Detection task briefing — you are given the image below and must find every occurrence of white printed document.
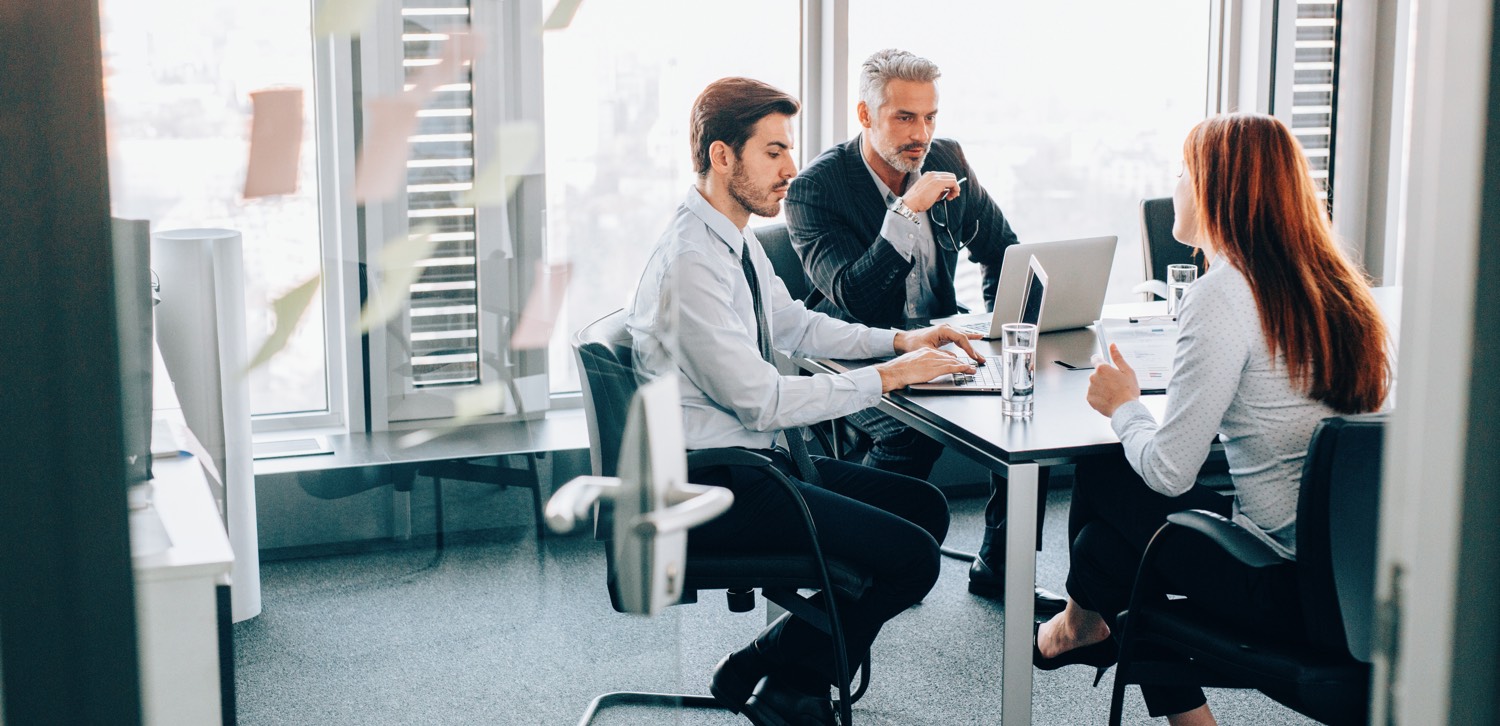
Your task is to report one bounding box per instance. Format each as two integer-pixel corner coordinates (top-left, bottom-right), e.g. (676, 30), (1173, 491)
(1095, 317), (1179, 394)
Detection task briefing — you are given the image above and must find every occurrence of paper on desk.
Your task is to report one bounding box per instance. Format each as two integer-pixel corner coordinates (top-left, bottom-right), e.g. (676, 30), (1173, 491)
(353, 96), (423, 203)
(1095, 318), (1179, 393)
(510, 261), (573, 350)
(243, 88), (304, 199)
(360, 223), (440, 332)
(245, 274), (321, 373)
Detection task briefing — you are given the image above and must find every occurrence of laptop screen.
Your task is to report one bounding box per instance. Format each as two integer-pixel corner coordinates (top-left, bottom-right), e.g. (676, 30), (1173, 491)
(1018, 256), (1047, 326)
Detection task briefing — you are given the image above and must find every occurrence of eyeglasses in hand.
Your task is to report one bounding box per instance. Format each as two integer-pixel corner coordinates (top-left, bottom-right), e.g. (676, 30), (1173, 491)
(929, 196), (981, 253)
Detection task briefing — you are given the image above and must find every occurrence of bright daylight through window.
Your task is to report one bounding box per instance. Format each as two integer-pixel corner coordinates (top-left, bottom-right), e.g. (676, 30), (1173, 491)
(849, 1), (1211, 311)
(100, 0), (328, 418)
(541, 0), (802, 393)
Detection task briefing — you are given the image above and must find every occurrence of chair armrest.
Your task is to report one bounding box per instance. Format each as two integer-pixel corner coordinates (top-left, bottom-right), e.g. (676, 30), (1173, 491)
(1164, 510), (1285, 569)
(686, 448), (774, 471)
(1132, 279), (1169, 300)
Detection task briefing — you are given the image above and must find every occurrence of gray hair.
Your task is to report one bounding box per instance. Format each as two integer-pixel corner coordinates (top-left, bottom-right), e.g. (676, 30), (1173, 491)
(858, 49), (941, 115)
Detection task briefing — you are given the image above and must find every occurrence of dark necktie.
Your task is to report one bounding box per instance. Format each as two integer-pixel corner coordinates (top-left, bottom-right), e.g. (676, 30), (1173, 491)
(740, 242), (822, 485)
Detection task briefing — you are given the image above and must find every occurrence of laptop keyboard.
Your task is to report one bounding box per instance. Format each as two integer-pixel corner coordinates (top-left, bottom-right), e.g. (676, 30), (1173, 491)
(951, 360), (1001, 388)
(959, 322), (990, 336)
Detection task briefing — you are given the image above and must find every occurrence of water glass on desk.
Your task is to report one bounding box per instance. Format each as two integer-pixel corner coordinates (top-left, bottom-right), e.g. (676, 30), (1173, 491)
(1167, 264), (1198, 315)
(1000, 323), (1037, 418)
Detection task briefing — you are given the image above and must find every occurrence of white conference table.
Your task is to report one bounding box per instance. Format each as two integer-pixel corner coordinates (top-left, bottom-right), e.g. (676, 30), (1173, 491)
(802, 287), (1400, 724)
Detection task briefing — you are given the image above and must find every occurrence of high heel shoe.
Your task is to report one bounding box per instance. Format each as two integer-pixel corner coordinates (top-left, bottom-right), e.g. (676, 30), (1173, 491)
(1032, 622), (1117, 687)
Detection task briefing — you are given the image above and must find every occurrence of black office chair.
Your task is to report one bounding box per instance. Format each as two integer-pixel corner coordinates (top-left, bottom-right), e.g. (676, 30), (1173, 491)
(1134, 197), (1203, 301)
(753, 222), (864, 461)
(571, 309), (872, 725)
(1107, 413), (1386, 726)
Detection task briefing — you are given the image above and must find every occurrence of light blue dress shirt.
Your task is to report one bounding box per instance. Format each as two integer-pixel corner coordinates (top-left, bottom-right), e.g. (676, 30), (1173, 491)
(628, 187), (899, 451)
(1110, 262), (1345, 559)
(859, 143), (942, 322)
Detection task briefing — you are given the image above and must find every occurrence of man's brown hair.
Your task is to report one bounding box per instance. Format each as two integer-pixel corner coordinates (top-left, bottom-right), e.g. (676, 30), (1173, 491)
(689, 77), (799, 177)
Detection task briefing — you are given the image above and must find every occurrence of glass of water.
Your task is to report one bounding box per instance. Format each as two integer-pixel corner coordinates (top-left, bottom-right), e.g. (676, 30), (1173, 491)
(1000, 323), (1037, 418)
(1166, 264), (1198, 315)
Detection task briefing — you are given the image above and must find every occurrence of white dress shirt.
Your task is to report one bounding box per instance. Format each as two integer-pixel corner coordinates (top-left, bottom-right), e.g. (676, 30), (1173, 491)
(859, 142), (942, 322)
(628, 187), (899, 451)
(1110, 262), (1345, 559)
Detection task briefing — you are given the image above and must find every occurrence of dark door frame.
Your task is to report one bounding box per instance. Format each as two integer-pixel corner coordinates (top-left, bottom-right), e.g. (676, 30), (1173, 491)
(0, 2), (144, 723)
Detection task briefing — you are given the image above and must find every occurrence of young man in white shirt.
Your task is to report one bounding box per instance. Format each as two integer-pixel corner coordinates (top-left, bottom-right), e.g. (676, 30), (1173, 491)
(628, 76), (982, 726)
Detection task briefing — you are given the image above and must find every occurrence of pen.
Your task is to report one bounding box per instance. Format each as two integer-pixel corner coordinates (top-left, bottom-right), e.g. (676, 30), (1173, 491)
(938, 177), (968, 200)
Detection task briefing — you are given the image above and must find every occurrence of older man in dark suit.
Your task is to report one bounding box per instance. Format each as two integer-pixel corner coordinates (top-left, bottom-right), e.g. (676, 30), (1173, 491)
(784, 48), (1063, 613)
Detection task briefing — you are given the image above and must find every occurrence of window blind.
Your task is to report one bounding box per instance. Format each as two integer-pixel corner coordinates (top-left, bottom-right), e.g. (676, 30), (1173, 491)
(1288, 0), (1341, 210)
(402, 0), (479, 387)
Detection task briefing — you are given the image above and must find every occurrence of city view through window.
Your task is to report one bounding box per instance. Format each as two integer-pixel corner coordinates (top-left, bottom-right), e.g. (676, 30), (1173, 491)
(543, 2), (1209, 392)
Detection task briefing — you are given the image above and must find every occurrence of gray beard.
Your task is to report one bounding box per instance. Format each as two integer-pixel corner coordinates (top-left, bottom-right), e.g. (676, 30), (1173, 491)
(878, 145), (926, 175)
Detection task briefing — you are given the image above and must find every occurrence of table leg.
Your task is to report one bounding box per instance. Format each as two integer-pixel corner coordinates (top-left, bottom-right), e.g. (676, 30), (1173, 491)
(1002, 462), (1039, 724)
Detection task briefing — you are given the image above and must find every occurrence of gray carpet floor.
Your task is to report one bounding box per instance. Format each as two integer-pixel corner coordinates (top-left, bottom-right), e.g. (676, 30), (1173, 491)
(234, 487), (1319, 725)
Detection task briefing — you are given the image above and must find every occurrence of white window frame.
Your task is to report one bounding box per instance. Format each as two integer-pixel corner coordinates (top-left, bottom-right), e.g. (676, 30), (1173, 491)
(251, 13), (361, 435)
(357, 0), (550, 430)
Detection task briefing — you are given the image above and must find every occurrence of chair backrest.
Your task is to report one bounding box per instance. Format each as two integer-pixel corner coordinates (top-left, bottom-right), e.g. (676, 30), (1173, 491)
(1295, 412), (1388, 662)
(1140, 197), (1201, 284)
(753, 222), (812, 302)
(573, 309), (638, 478)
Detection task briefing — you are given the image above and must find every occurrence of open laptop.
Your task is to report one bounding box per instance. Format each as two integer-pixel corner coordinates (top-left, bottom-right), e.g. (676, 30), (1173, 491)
(909, 255), (1048, 393)
(937, 235), (1116, 336)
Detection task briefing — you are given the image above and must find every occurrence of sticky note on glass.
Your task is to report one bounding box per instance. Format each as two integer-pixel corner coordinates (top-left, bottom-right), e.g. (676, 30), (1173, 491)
(353, 95), (422, 203)
(510, 261), (572, 350)
(396, 383), (507, 448)
(465, 122), (541, 208)
(409, 33), (482, 98)
(543, 0), (585, 30)
(314, 0), (377, 37)
(245, 275), (321, 373)
(359, 224), (440, 332)
(243, 88), (304, 199)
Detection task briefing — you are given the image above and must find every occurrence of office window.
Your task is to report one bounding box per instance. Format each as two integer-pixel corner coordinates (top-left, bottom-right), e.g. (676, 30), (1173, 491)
(540, 1), (802, 393)
(401, 1), (482, 388)
(100, 0), (329, 417)
(848, 2), (1211, 309)
(1281, 0), (1342, 209)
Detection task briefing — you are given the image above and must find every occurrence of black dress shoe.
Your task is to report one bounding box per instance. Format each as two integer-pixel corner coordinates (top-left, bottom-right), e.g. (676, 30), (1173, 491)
(1032, 622), (1117, 687)
(741, 676), (836, 726)
(709, 646), (766, 713)
(968, 559), (1070, 617)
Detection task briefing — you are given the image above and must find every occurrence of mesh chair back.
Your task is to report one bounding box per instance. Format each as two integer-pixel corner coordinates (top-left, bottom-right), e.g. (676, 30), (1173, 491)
(1140, 197), (1201, 284)
(1295, 413), (1388, 662)
(753, 223), (812, 302)
(573, 309), (639, 477)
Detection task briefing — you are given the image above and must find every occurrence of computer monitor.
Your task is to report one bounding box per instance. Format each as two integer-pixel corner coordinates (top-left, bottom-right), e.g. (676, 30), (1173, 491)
(1018, 254), (1048, 328)
(112, 217), (155, 486)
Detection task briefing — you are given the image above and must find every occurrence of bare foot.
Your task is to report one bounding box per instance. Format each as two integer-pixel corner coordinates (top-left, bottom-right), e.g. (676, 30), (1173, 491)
(1166, 704), (1217, 726)
(1036, 601), (1112, 659)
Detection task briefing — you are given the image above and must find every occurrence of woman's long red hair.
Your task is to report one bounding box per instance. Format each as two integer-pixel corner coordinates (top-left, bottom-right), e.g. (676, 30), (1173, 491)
(1184, 113), (1390, 413)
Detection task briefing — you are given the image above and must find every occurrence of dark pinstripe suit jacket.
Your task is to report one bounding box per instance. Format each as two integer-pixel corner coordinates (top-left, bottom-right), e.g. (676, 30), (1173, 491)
(784, 136), (1018, 328)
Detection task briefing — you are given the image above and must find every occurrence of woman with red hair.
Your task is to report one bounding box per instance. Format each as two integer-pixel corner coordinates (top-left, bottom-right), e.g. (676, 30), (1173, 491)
(1034, 113), (1391, 725)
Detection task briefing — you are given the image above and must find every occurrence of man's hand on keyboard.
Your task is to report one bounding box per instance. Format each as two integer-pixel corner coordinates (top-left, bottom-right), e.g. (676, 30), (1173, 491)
(874, 348), (978, 393)
(893, 324), (986, 365)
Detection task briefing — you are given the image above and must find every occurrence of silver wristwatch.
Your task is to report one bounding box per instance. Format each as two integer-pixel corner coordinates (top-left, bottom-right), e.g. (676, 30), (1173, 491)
(888, 198), (921, 225)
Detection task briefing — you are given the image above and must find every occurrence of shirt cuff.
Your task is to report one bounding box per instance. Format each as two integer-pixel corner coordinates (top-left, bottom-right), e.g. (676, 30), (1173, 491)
(846, 365), (885, 400)
(869, 327), (899, 357)
(1110, 399), (1155, 438)
(881, 210), (922, 261)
